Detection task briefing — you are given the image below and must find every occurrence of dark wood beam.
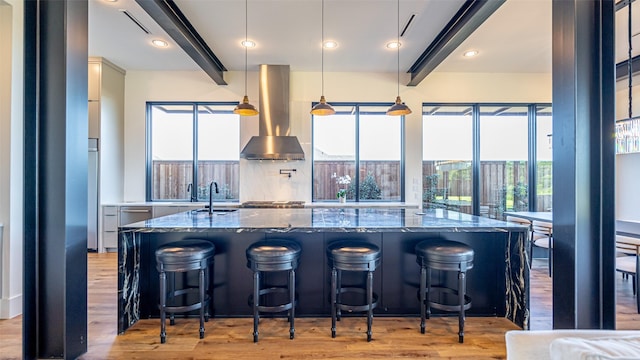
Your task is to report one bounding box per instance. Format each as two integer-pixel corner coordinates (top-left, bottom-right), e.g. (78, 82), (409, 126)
(136, 0), (227, 85)
(407, 0), (505, 87)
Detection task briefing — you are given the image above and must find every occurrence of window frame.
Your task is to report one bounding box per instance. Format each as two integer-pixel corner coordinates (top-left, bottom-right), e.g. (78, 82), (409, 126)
(422, 102), (551, 215)
(311, 101), (405, 202)
(145, 101), (240, 202)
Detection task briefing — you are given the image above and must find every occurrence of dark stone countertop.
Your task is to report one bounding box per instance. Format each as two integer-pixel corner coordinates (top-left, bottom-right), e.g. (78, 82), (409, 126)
(119, 208), (528, 233)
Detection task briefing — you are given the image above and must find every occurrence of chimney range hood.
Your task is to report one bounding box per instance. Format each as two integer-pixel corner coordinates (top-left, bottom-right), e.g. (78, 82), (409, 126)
(240, 65), (305, 160)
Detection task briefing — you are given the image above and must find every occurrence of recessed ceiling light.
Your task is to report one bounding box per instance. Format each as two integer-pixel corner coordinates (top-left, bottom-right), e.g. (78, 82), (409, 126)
(386, 41), (401, 49)
(463, 50), (479, 57)
(151, 39), (168, 48)
(241, 40), (256, 48)
(323, 40), (338, 49)
(104, 0), (118, 2)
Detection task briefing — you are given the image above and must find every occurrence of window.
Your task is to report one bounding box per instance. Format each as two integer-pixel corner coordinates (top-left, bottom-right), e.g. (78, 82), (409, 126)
(147, 102), (240, 202)
(479, 106), (529, 218)
(423, 105), (473, 214)
(312, 103), (403, 202)
(535, 105), (553, 211)
(422, 103), (551, 218)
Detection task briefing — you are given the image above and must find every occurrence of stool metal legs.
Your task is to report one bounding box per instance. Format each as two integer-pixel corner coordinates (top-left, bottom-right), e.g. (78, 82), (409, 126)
(458, 271), (466, 343)
(419, 266), (426, 334)
(158, 266), (211, 343)
(253, 271), (260, 342)
(420, 265), (467, 343)
(289, 269), (296, 340)
(159, 270), (167, 344)
(366, 271), (373, 342)
(199, 268), (205, 339)
(252, 268), (296, 342)
(331, 267), (376, 342)
(331, 268), (337, 338)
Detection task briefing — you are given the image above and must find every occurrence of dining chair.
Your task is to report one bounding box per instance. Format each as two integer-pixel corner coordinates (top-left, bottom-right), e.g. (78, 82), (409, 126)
(615, 235), (640, 313)
(531, 221), (553, 277)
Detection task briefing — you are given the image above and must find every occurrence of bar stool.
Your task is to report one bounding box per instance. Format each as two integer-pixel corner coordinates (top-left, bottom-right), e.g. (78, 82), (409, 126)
(327, 240), (380, 342)
(246, 239), (301, 342)
(155, 239), (215, 344)
(416, 239), (474, 343)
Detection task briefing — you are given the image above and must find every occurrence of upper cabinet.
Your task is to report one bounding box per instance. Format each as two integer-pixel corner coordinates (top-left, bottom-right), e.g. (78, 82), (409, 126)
(88, 57), (125, 205)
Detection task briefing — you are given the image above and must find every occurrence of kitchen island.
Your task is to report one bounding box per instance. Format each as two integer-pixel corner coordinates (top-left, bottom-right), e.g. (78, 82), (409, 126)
(118, 208), (529, 334)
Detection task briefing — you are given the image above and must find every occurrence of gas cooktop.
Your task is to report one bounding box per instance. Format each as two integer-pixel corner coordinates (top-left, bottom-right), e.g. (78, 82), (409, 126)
(241, 201), (305, 208)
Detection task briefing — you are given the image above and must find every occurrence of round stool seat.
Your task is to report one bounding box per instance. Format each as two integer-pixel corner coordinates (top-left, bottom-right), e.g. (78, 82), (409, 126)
(246, 240), (301, 272)
(416, 240), (474, 271)
(327, 241), (380, 271)
(156, 240), (215, 269)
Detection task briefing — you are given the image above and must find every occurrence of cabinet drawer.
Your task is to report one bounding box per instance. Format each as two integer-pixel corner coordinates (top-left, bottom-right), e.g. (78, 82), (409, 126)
(103, 214), (118, 231)
(103, 231), (118, 249)
(103, 206), (118, 215)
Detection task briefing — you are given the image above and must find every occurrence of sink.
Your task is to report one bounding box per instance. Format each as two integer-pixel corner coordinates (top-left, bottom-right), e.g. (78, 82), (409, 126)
(194, 208), (238, 213)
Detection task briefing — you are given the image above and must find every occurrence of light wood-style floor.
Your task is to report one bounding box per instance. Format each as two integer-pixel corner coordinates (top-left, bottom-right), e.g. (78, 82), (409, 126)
(0, 254), (638, 359)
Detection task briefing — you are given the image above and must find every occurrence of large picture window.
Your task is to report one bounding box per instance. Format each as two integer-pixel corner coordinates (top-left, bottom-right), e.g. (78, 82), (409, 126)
(423, 105), (473, 214)
(422, 103), (551, 218)
(147, 102), (240, 202)
(313, 103), (403, 202)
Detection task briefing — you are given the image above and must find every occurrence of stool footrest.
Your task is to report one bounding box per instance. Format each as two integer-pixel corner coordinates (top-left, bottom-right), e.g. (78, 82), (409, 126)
(161, 288), (210, 314)
(336, 287), (379, 313)
(249, 286), (295, 313)
(427, 286), (471, 312)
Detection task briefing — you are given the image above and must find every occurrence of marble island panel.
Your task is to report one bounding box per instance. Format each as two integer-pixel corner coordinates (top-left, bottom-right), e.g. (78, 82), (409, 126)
(122, 208), (527, 233)
(118, 208), (529, 335)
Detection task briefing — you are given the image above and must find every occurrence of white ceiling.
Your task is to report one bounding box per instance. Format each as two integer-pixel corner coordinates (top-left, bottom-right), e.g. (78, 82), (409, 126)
(88, 0), (556, 76)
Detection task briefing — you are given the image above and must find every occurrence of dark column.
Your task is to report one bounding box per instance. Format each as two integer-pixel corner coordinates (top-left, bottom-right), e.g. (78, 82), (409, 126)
(24, 0), (88, 358)
(551, 0), (616, 329)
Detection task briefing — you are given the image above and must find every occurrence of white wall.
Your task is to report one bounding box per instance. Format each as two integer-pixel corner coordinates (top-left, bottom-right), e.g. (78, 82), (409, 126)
(123, 69), (552, 204)
(0, 0), (24, 319)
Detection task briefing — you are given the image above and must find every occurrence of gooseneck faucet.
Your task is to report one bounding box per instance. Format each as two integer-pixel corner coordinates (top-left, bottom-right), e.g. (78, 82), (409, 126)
(209, 181), (219, 215)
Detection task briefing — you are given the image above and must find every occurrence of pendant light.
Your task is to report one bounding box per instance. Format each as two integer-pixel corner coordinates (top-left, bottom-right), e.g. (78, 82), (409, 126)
(386, 0), (411, 116)
(310, 0), (335, 116)
(234, 0), (259, 116)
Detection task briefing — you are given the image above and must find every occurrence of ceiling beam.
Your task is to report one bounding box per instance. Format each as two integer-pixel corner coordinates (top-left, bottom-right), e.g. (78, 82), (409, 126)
(136, 0), (227, 85)
(406, 0), (505, 87)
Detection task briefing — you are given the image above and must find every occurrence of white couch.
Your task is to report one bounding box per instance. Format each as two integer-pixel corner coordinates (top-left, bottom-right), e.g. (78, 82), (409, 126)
(505, 330), (640, 360)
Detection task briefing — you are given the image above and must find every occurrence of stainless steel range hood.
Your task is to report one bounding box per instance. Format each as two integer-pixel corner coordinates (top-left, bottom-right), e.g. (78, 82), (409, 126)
(240, 65), (305, 160)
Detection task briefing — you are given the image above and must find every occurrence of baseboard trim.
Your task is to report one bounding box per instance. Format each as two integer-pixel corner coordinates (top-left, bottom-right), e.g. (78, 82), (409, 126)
(0, 293), (22, 319)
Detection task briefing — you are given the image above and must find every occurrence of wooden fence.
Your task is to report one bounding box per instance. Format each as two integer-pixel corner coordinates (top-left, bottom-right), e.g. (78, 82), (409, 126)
(152, 160), (552, 213)
(313, 161), (401, 200)
(152, 160), (239, 200)
(423, 160), (552, 217)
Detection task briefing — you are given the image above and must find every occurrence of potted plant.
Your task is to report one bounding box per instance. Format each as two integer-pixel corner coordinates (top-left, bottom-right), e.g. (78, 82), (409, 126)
(336, 189), (347, 203)
(332, 173), (351, 203)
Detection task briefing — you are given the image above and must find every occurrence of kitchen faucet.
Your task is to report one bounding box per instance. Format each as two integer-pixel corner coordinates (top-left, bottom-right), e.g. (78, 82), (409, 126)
(187, 183), (196, 202)
(209, 181), (219, 215)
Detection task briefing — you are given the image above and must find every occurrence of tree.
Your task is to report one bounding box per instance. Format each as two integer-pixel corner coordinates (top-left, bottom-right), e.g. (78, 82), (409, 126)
(347, 172), (382, 200)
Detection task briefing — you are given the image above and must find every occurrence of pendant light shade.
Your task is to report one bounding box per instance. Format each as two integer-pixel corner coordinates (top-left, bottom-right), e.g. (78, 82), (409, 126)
(387, 0), (411, 116)
(387, 96), (412, 116)
(310, 0), (335, 116)
(235, 95), (259, 116)
(234, 0), (258, 116)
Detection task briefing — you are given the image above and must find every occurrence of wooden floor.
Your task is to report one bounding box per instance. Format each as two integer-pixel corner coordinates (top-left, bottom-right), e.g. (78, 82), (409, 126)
(0, 254), (638, 359)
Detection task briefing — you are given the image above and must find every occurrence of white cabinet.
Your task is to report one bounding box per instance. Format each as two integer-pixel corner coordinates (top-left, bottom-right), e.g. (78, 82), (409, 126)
(91, 57), (125, 252)
(102, 206), (119, 249)
(153, 204), (204, 218)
